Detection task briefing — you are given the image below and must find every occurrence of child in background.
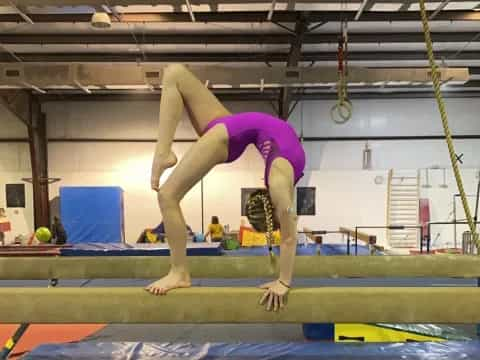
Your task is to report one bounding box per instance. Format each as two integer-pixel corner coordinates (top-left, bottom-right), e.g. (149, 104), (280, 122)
(0, 208), (10, 246)
(137, 222), (194, 243)
(205, 216), (224, 244)
(51, 216), (68, 245)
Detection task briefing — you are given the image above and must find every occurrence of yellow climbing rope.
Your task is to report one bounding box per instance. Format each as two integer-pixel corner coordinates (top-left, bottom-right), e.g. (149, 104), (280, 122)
(419, 0), (479, 250)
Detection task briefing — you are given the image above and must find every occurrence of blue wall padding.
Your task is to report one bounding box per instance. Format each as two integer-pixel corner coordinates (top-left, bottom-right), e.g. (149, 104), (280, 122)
(60, 186), (124, 244)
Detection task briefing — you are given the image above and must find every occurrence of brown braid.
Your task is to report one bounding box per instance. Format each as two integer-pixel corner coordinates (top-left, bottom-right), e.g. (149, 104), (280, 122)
(246, 189), (279, 249)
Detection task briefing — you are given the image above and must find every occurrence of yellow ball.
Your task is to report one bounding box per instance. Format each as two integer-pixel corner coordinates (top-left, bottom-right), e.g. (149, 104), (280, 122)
(35, 227), (52, 243)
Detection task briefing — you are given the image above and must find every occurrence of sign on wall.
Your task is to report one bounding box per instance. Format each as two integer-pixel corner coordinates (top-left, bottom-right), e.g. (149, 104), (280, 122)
(297, 187), (316, 216)
(6, 184), (25, 208)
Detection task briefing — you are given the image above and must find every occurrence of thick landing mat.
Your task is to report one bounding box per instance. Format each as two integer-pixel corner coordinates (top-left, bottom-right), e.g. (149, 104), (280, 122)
(60, 242), (222, 256)
(25, 340), (480, 359)
(0, 324), (104, 359)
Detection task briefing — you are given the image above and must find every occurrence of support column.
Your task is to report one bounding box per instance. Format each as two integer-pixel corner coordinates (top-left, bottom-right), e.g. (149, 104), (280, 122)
(278, 14), (309, 120)
(28, 96), (50, 229)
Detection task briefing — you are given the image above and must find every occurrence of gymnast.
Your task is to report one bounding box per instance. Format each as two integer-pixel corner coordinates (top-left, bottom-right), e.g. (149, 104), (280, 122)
(147, 64), (306, 311)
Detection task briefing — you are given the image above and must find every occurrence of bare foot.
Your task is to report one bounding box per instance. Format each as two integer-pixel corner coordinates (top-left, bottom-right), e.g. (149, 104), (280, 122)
(151, 151), (178, 191)
(145, 271), (191, 295)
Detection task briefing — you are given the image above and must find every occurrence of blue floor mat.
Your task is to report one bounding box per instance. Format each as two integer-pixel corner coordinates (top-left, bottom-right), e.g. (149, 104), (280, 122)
(223, 244), (374, 256)
(24, 340), (480, 359)
(60, 242), (222, 256)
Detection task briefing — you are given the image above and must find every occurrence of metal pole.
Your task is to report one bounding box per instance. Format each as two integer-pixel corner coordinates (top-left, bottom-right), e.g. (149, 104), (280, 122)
(474, 174), (480, 224)
(420, 225), (424, 253)
(0, 324), (29, 359)
(354, 227), (358, 256)
(478, 277), (480, 337)
(427, 227), (431, 253)
(453, 194), (457, 248)
(201, 178), (204, 234)
(426, 222), (432, 254)
(347, 233), (350, 255)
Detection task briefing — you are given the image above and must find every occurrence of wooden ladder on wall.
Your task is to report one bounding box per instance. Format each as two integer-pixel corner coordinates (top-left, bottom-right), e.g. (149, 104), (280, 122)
(386, 169), (420, 248)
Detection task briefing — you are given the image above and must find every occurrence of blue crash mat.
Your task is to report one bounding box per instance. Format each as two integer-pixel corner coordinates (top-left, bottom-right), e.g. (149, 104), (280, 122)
(223, 243), (375, 256)
(60, 243), (371, 257)
(25, 340), (480, 359)
(60, 242), (222, 256)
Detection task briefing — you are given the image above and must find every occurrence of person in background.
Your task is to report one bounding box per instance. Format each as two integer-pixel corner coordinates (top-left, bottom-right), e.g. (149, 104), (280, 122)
(51, 216), (67, 245)
(137, 222), (194, 244)
(0, 208), (10, 246)
(205, 216), (224, 244)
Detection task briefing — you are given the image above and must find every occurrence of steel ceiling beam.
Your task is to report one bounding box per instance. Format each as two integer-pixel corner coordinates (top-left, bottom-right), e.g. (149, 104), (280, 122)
(2, 32), (480, 44)
(3, 64), (466, 88)
(1, 0), (474, 5)
(470, 67), (480, 75)
(1, 51), (478, 63)
(399, 1), (415, 11)
(429, 0), (452, 20)
(0, 11), (479, 23)
(355, 0), (370, 21)
(37, 89), (480, 103)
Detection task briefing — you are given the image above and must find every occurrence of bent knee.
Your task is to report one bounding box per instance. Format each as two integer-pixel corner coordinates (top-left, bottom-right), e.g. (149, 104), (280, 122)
(274, 206), (297, 222)
(157, 186), (180, 205)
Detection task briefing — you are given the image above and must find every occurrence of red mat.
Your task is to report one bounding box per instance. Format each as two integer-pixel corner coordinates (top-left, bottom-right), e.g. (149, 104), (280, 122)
(0, 324), (106, 359)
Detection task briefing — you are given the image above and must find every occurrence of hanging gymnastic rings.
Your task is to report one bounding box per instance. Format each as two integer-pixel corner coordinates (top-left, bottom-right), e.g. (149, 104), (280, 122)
(330, 99), (352, 124)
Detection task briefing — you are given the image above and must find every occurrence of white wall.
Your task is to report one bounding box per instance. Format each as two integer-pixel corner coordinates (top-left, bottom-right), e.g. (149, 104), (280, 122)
(290, 98), (480, 138)
(0, 106), (32, 243)
(0, 97), (479, 247)
(0, 105), (28, 139)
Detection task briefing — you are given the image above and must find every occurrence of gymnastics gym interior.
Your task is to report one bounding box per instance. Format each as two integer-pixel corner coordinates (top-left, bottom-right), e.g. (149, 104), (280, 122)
(1, 0), (480, 359)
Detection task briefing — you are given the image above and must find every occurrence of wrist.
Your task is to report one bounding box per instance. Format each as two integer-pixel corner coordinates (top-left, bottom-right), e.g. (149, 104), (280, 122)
(278, 279), (291, 288)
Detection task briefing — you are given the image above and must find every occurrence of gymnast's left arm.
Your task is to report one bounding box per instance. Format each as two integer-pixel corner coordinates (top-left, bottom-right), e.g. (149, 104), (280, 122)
(260, 207), (298, 311)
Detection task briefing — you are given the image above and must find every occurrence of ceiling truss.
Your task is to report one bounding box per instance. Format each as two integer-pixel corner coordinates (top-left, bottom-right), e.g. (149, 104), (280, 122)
(0, 1), (479, 95)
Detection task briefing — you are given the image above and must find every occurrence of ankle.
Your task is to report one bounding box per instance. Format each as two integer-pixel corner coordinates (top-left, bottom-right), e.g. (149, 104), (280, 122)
(155, 149), (174, 157)
(169, 266), (190, 277)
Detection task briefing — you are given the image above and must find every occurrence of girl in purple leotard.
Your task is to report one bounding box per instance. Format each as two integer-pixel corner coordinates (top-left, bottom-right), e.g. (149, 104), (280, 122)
(148, 64), (306, 312)
(205, 112), (305, 188)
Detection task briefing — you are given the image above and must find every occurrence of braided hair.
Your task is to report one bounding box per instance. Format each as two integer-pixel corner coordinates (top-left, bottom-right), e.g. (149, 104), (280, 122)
(245, 189), (279, 250)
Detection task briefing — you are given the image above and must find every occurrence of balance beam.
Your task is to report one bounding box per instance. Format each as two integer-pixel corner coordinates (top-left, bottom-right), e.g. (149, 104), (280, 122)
(1, 255), (480, 280)
(339, 227), (376, 244)
(1, 287), (479, 324)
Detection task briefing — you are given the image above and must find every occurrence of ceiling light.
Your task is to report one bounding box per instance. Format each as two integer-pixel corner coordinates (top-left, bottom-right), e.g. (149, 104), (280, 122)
(91, 12), (111, 29)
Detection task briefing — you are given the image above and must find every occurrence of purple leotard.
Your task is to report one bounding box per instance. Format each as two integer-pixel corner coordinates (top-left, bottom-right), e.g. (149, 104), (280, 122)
(204, 112), (306, 187)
